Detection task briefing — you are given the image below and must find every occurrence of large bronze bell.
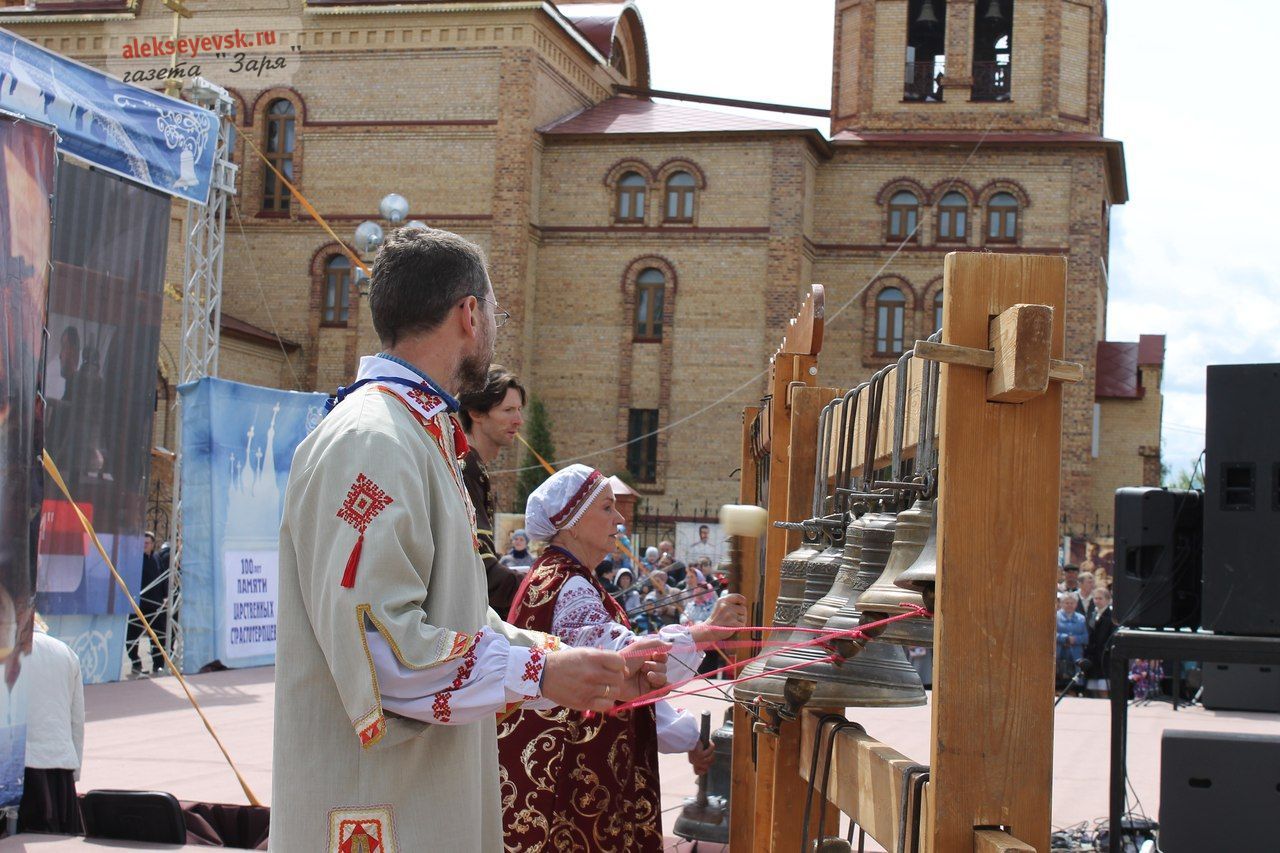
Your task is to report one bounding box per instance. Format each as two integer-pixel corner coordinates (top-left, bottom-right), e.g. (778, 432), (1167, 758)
(750, 512), (925, 710)
(855, 498), (935, 647)
(672, 709), (734, 844)
(732, 528), (823, 703)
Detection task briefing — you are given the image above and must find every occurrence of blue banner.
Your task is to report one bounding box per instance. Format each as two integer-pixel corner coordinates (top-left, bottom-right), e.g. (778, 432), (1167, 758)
(0, 27), (218, 205)
(180, 378), (326, 673)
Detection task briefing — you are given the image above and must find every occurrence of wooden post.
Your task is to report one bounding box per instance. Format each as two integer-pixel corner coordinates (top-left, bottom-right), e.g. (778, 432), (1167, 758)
(929, 253), (1066, 852)
(768, 385), (841, 852)
(730, 405), (762, 853)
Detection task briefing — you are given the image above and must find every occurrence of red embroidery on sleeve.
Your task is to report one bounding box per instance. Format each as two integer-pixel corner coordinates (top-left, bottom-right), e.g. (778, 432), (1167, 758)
(522, 646), (544, 683)
(336, 474), (395, 588)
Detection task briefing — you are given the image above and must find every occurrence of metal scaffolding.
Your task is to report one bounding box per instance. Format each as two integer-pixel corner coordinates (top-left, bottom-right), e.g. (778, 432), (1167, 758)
(131, 79), (237, 676)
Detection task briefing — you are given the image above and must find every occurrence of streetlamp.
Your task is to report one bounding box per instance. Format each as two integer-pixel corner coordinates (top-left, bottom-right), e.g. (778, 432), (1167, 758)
(354, 192), (422, 293)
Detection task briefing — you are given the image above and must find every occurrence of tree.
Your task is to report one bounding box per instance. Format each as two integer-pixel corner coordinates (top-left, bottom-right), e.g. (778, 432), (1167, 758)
(1166, 466), (1203, 490)
(515, 395), (556, 510)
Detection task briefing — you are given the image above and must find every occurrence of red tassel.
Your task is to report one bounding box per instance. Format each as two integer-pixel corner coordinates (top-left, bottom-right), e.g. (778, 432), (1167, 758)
(341, 534), (364, 588)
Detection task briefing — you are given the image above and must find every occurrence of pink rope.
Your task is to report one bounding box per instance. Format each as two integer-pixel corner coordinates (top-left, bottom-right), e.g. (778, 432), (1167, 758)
(607, 605), (930, 715)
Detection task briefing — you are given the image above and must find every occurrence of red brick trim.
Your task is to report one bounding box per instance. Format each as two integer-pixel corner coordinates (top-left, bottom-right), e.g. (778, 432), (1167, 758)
(307, 241), (360, 386)
(539, 225), (767, 235)
(306, 119), (499, 128)
(809, 243), (1064, 255)
(248, 88), (306, 219)
(1059, 112), (1090, 124)
(875, 177), (931, 206)
(322, 213), (494, 222)
(921, 275), (945, 341)
(862, 275), (917, 367)
(927, 179), (978, 204)
(975, 178), (1032, 208)
(619, 255), (679, 296)
(603, 158), (656, 187)
(654, 157), (708, 189)
(247, 86), (309, 127)
(862, 274), (917, 308)
(616, 256), (678, 490)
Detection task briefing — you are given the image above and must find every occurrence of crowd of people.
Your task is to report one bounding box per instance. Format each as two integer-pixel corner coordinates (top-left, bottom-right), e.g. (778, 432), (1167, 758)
(1055, 563), (1117, 698)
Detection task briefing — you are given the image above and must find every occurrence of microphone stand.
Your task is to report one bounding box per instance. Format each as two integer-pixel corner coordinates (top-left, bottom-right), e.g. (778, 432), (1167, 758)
(1055, 658), (1091, 707)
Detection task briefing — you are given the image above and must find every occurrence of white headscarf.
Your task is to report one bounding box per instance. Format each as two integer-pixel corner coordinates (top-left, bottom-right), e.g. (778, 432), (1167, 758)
(524, 464), (609, 541)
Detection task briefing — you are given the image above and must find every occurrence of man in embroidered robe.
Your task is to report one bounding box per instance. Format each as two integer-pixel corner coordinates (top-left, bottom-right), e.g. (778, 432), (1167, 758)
(270, 228), (667, 853)
(458, 365), (526, 613)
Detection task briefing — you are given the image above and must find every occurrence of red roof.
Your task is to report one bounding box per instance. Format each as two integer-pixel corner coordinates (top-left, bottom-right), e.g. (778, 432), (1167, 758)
(221, 313), (300, 351)
(1137, 334), (1165, 367)
(558, 3), (629, 57)
(1096, 336), (1163, 400)
(541, 96), (815, 135)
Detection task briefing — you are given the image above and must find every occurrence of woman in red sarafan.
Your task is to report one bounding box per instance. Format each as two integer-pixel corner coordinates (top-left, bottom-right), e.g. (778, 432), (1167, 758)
(498, 465), (746, 852)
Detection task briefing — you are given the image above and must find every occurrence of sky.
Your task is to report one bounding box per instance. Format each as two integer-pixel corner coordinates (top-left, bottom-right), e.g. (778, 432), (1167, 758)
(634, 0), (1280, 479)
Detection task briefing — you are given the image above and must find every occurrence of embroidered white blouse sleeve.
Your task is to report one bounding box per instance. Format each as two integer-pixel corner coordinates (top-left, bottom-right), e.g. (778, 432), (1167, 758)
(551, 575), (704, 684)
(367, 628), (549, 725)
(654, 699), (702, 753)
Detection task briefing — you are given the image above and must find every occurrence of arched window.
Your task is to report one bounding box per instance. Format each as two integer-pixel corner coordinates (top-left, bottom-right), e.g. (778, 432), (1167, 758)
(933, 289), (944, 333)
(664, 171), (696, 223)
(875, 287), (907, 355)
(263, 98), (296, 212)
(616, 171), (647, 223)
(937, 191), (968, 242)
(322, 255), (351, 327)
(634, 268), (665, 340)
(987, 192), (1019, 242)
(887, 191), (920, 242)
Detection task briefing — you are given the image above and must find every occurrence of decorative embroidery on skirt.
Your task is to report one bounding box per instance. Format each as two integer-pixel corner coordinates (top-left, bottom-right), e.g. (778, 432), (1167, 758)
(328, 804), (398, 853)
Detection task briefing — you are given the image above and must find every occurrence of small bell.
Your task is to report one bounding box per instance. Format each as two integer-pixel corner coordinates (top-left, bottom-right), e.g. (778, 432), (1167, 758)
(855, 499), (935, 648)
(983, 0), (1005, 23)
(672, 709), (734, 844)
(915, 0), (941, 28)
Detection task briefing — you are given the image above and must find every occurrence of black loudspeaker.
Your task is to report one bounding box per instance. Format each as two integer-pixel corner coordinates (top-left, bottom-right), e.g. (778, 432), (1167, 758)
(1200, 662), (1280, 713)
(1159, 730), (1280, 852)
(1204, 364), (1280, 636)
(1112, 487), (1202, 629)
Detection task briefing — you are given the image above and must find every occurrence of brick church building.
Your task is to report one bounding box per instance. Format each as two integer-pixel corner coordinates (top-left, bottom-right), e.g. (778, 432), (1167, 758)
(4, 0), (1161, 531)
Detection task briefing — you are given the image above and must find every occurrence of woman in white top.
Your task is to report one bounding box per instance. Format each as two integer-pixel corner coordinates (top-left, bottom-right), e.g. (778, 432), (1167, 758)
(19, 617), (84, 835)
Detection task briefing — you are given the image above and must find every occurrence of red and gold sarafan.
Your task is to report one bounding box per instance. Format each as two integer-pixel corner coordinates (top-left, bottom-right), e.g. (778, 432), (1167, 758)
(498, 547), (663, 852)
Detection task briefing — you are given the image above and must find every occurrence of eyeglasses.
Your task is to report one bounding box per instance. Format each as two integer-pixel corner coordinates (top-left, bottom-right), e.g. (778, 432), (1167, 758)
(470, 295), (510, 328)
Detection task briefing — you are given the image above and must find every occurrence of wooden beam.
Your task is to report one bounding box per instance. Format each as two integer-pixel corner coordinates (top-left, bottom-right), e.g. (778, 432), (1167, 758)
(729, 405), (762, 853)
(913, 339), (1083, 385)
(973, 829), (1037, 853)
(752, 383), (831, 853)
(798, 711), (930, 852)
(929, 253), (1066, 852)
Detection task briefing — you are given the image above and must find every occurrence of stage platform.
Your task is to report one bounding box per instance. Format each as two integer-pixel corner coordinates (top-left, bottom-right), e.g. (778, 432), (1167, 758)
(14, 666), (1278, 851)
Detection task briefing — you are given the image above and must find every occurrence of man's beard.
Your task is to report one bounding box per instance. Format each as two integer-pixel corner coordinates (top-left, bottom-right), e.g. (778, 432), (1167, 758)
(455, 326), (495, 395)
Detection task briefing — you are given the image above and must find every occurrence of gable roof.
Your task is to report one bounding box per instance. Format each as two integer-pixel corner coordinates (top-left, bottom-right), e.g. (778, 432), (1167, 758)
(541, 95), (818, 136)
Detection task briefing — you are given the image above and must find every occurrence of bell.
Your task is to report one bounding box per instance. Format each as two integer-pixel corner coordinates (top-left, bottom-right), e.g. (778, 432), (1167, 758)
(983, 0), (1004, 23)
(855, 499), (935, 648)
(750, 513), (926, 710)
(733, 530), (824, 703)
(672, 708), (734, 844)
(895, 508), (937, 612)
(813, 839), (853, 853)
(915, 0), (941, 29)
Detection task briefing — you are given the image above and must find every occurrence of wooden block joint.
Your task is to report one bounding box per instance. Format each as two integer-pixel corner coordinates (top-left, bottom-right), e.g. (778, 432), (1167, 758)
(986, 304), (1052, 403)
(973, 828), (1037, 853)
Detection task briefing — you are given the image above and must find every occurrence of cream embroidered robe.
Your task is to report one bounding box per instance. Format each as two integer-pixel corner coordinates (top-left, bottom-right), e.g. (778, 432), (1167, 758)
(270, 375), (553, 853)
